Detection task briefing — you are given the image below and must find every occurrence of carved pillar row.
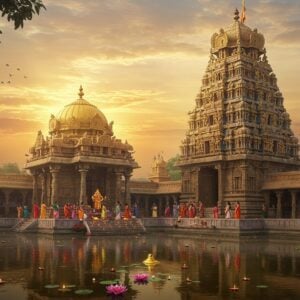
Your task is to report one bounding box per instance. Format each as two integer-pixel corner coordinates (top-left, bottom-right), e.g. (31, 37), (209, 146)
(276, 191), (282, 219)
(291, 190), (297, 219)
(195, 168), (200, 203)
(217, 163), (224, 216)
(145, 195), (150, 217)
(79, 166), (89, 205)
(50, 166), (60, 205)
(124, 172), (132, 207)
(105, 168), (112, 201)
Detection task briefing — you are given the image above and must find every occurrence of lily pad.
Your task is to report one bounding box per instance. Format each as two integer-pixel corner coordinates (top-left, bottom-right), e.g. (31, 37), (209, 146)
(74, 289), (94, 295)
(44, 284), (59, 289)
(149, 277), (163, 282)
(256, 285), (268, 289)
(116, 269), (128, 273)
(99, 280), (119, 285)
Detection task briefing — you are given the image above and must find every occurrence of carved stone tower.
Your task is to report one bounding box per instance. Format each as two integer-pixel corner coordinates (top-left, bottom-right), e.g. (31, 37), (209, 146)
(177, 9), (299, 217)
(149, 153), (170, 183)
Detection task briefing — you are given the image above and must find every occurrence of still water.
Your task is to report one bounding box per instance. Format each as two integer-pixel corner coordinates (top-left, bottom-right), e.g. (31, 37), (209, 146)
(0, 232), (299, 299)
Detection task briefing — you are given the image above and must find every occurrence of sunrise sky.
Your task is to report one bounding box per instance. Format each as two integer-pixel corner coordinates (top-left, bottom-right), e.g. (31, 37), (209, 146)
(0, 0), (299, 178)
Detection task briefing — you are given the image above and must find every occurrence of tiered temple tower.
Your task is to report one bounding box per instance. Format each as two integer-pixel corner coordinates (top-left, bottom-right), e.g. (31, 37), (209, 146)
(25, 86), (138, 207)
(149, 153), (170, 183)
(178, 9), (299, 217)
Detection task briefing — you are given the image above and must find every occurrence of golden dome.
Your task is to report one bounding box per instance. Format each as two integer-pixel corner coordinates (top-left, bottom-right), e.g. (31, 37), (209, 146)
(49, 86), (111, 134)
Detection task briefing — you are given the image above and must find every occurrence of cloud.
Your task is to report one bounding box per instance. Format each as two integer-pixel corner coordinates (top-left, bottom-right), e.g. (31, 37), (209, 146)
(0, 118), (43, 134)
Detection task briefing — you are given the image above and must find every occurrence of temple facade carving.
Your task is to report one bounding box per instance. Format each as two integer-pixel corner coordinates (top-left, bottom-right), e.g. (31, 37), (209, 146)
(177, 9), (300, 217)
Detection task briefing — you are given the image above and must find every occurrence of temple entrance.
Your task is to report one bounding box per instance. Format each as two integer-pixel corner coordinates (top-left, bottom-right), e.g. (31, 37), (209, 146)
(198, 167), (218, 207)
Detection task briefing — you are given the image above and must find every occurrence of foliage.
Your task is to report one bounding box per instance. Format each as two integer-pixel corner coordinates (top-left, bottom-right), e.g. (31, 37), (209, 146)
(0, 0), (45, 29)
(166, 154), (181, 180)
(0, 162), (21, 173)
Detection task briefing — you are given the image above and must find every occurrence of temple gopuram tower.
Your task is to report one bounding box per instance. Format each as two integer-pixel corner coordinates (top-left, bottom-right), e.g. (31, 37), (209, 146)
(177, 9), (299, 217)
(25, 86), (138, 207)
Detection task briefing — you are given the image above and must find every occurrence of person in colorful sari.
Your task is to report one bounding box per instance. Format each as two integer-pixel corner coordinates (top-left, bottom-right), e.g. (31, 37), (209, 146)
(151, 203), (158, 218)
(17, 205), (23, 219)
(199, 201), (205, 218)
(33, 202), (39, 219)
(52, 202), (59, 219)
(164, 203), (171, 217)
(40, 203), (47, 219)
(115, 201), (121, 220)
(225, 202), (231, 219)
(23, 206), (30, 218)
(132, 202), (139, 218)
(78, 206), (84, 221)
(101, 204), (107, 219)
(213, 205), (219, 219)
(124, 203), (131, 219)
(172, 202), (178, 218)
(234, 201), (241, 219)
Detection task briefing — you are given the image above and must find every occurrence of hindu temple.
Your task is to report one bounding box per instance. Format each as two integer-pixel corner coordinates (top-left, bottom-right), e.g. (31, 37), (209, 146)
(177, 9), (300, 217)
(24, 86), (138, 208)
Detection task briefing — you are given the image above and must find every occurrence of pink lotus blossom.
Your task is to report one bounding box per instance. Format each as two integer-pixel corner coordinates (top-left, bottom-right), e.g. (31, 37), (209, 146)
(106, 284), (127, 296)
(133, 273), (148, 283)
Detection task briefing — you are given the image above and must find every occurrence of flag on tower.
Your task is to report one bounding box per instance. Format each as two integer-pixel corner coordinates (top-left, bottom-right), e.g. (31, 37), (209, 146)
(241, 0), (246, 23)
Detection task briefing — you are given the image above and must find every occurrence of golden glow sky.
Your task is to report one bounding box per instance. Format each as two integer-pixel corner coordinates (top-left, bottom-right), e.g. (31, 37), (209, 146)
(0, 0), (299, 178)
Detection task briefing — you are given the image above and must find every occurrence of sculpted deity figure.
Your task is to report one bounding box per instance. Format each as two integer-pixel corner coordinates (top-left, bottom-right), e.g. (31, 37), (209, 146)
(91, 188), (104, 210)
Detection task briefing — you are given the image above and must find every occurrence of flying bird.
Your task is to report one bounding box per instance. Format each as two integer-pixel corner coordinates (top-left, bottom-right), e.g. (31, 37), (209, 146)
(24, 76), (27, 79)
(1, 81), (4, 84)
(17, 68), (20, 71)
(5, 64), (9, 67)
(9, 74), (13, 77)
(7, 81), (10, 84)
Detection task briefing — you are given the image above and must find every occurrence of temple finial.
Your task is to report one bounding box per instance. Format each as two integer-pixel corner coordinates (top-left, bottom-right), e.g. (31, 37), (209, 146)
(78, 85), (84, 99)
(240, 0), (246, 23)
(234, 8), (239, 21)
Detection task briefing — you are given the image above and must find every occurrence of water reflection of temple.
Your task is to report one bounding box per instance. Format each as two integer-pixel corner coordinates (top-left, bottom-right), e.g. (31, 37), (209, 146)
(1, 234), (300, 299)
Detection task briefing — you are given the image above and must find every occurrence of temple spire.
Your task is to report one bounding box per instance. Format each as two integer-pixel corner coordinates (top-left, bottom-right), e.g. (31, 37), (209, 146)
(240, 0), (246, 23)
(234, 8), (239, 21)
(78, 85), (84, 99)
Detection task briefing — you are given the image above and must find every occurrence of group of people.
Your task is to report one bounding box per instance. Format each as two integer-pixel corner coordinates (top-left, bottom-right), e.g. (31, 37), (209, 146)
(151, 201), (242, 219)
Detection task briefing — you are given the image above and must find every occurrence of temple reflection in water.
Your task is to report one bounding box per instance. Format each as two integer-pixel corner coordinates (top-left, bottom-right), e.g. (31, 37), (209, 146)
(0, 233), (300, 299)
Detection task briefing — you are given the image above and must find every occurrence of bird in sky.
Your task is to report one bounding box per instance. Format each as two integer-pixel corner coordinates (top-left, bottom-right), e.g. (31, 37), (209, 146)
(5, 64), (9, 67)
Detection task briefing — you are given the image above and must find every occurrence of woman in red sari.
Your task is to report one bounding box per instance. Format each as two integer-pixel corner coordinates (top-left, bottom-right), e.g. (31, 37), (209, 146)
(124, 203), (131, 219)
(33, 202), (39, 219)
(234, 201), (241, 219)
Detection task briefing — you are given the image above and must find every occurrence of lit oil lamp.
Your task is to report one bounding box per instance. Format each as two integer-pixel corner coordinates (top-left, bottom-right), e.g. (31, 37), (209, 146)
(229, 284), (239, 291)
(38, 267), (45, 271)
(186, 277), (192, 283)
(0, 278), (6, 284)
(167, 275), (171, 280)
(110, 267), (116, 272)
(181, 263), (188, 269)
(92, 277), (96, 283)
(143, 254), (159, 266)
(243, 276), (250, 281)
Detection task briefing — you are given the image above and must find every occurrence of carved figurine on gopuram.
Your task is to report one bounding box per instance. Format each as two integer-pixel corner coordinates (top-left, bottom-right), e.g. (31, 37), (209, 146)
(91, 189), (104, 210)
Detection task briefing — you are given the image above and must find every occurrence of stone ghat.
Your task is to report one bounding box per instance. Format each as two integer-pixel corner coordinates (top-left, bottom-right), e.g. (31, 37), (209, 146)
(0, 218), (146, 235)
(141, 218), (300, 238)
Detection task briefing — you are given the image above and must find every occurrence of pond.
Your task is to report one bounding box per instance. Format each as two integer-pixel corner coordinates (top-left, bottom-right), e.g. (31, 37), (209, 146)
(0, 232), (299, 299)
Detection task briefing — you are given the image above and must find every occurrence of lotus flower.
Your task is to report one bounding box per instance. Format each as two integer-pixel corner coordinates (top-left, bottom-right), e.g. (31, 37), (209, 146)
(106, 284), (127, 296)
(133, 273), (148, 284)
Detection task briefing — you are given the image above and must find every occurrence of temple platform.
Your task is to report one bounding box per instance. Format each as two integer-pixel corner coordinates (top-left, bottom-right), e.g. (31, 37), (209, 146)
(0, 218), (300, 238)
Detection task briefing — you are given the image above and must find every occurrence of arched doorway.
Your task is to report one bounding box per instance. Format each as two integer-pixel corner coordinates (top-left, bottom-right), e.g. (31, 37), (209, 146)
(198, 167), (218, 207)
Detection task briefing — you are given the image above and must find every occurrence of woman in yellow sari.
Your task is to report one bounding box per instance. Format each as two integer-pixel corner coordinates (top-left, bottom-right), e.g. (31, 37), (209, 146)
(101, 205), (107, 219)
(40, 203), (47, 219)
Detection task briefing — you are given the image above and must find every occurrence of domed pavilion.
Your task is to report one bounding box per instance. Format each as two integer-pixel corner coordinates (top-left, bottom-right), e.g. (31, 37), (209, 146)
(25, 86), (138, 207)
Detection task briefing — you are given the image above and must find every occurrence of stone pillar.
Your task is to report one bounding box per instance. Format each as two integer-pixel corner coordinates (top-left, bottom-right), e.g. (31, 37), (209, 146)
(263, 191), (270, 208)
(195, 168), (200, 203)
(31, 170), (38, 206)
(105, 168), (112, 201)
(114, 171), (123, 205)
(40, 171), (47, 205)
(217, 163), (223, 212)
(4, 189), (10, 217)
(79, 165), (89, 205)
(145, 195), (150, 217)
(276, 191), (282, 218)
(50, 166), (60, 205)
(291, 190), (297, 219)
(158, 197), (162, 217)
(124, 172), (132, 207)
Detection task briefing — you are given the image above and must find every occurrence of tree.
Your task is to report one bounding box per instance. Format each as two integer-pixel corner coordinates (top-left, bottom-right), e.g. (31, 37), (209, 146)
(166, 154), (181, 180)
(0, 162), (21, 174)
(0, 0), (45, 30)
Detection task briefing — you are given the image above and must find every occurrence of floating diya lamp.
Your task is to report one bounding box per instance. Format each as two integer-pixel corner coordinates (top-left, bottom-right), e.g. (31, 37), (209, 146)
(243, 276), (250, 281)
(110, 267), (116, 272)
(0, 278), (6, 284)
(186, 277), (192, 283)
(229, 284), (239, 292)
(58, 284), (71, 292)
(143, 254), (159, 266)
(106, 284), (127, 296)
(181, 263), (188, 269)
(92, 277), (96, 283)
(167, 275), (171, 280)
(38, 267), (45, 271)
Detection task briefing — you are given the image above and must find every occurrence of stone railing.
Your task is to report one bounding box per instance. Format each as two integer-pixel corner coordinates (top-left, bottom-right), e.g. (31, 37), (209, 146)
(0, 218), (18, 228)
